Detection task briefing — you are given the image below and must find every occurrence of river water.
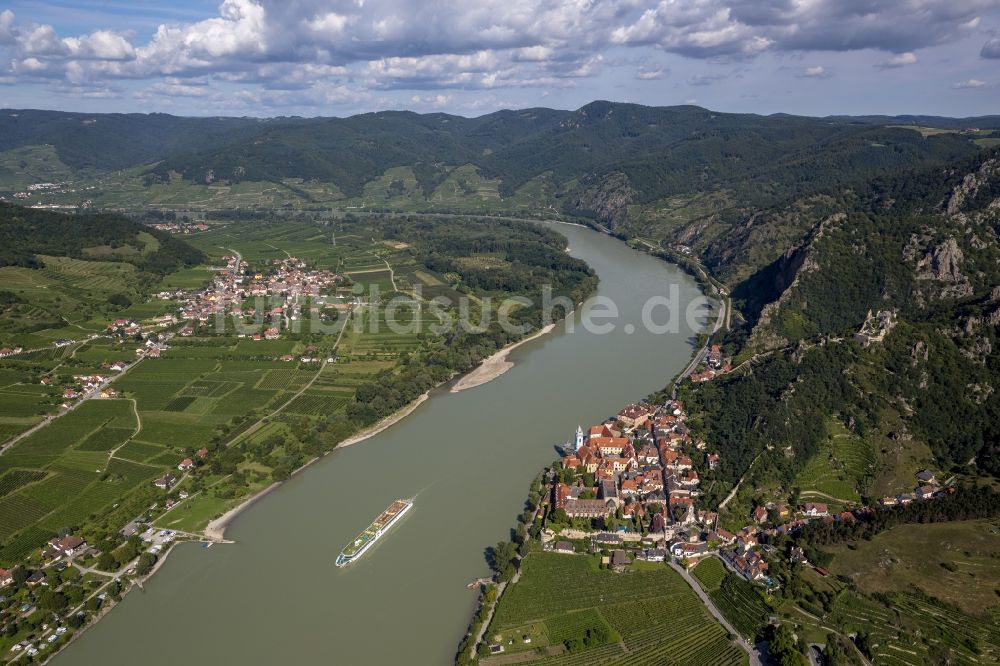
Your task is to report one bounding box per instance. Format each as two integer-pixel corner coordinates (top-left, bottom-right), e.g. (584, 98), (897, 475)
(54, 223), (706, 666)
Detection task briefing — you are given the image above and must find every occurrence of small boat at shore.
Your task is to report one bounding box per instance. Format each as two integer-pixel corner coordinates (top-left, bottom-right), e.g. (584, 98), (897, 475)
(336, 499), (413, 567)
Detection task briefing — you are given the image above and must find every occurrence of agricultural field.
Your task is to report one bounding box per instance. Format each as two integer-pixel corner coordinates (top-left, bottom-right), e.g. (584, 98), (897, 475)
(709, 573), (770, 640)
(794, 419), (877, 506)
(0, 398), (160, 564)
(693, 558), (769, 640)
(826, 590), (1000, 665)
(692, 557), (726, 591)
(0, 255), (136, 347)
(484, 553), (745, 665)
(343, 300), (431, 359)
(824, 519), (1000, 615)
(0, 145), (79, 193)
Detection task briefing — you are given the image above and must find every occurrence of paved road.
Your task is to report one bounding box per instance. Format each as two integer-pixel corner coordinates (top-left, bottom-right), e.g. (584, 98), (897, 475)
(671, 297), (727, 399)
(669, 558), (763, 666)
(0, 358), (144, 454)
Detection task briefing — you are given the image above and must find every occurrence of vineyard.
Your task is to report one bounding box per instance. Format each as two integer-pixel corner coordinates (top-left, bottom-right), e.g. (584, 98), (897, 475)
(708, 573), (770, 640)
(485, 554), (744, 666)
(0, 470), (47, 498)
(0, 398), (168, 565)
(544, 608), (617, 646)
(692, 557), (726, 592)
(284, 393), (350, 416)
(794, 419), (877, 505)
(827, 590), (1000, 665)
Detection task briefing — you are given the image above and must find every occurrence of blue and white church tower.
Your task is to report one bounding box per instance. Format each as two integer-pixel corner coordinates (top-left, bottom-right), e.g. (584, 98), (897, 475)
(574, 425), (585, 451)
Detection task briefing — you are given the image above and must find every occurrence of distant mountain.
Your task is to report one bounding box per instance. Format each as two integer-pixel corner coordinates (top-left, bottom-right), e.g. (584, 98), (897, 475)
(0, 109), (265, 172)
(1, 103), (987, 209)
(823, 114), (1000, 129)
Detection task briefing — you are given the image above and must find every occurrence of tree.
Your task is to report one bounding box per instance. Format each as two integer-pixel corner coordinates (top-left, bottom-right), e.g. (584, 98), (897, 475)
(822, 633), (849, 666)
(486, 541), (517, 581)
(38, 590), (68, 612)
(768, 624), (808, 666)
(135, 552), (157, 576)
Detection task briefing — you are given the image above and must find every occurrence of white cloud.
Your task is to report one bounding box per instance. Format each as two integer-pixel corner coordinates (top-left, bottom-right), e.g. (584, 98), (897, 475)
(798, 65), (831, 78)
(0, 1), (998, 113)
(953, 78), (988, 88)
(636, 63), (668, 79)
(611, 1), (995, 58)
(63, 31), (135, 61)
(410, 94), (453, 108)
(878, 52), (918, 69)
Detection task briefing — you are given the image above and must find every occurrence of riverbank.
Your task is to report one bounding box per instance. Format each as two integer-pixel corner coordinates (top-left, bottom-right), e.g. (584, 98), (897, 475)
(203, 480), (283, 541)
(337, 391), (431, 447)
(200, 391), (432, 541)
(200, 318), (562, 541)
(451, 324), (557, 393)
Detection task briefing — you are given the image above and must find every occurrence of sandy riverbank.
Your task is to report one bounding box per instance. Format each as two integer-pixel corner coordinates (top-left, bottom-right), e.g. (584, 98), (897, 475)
(450, 323), (557, 393)
(201, 391), (432, 541)
(203, 480), (282, 541)
(198, 319), (562, 541)
(336, 391), (430, 448)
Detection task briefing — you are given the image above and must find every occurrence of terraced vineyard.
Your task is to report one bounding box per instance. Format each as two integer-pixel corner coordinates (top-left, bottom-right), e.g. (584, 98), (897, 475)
(485, 554), (744, 666)
(708, 573), (770, 640)
(794, 419), (877, 505)
(828, 591), (1000, 665)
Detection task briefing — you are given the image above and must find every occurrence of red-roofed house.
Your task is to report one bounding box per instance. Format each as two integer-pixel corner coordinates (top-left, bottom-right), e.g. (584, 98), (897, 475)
(617, 404), (653, 429)
(49, 535), (87, 557)
(804, 502), (828, 517)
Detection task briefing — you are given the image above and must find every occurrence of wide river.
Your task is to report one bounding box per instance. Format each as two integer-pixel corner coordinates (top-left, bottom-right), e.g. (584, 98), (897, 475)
(55, 222), (706, 666)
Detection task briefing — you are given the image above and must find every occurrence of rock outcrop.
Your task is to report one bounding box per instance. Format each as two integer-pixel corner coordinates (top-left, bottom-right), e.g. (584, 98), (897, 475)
(913, 237), (973, 298)
(568, 172), (635, 230)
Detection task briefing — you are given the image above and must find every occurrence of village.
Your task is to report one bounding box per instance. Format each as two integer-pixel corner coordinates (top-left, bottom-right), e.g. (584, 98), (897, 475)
(158, 254), (349, 341)
(0, 485), (214, 660)
(539, 397), (954, 585)
(38, 253), (351, 413)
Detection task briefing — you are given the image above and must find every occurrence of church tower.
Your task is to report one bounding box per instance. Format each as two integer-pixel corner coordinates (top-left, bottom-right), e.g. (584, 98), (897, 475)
(575, 426), (584, 451)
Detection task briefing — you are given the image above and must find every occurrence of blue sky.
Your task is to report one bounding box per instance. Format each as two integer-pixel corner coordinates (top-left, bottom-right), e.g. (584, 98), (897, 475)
(1, 0), (999, 118)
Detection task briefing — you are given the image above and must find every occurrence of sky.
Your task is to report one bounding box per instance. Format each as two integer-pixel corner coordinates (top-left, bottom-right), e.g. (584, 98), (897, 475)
(0, 0), (998, 118)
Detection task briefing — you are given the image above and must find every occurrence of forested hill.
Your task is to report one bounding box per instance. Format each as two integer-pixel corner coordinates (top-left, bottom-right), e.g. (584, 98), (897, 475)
(121, 104), (991, 205)
(680, 147), (1000, 513)
(0, 110), (261, 172)
(0, 203), (205, 275)
(1, 104), (990, 209)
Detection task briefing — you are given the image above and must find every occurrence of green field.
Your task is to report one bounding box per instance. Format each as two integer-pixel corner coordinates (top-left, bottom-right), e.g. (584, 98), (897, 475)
(0, 399), (162, 564)
(826, 590), (1000, 665)
(693, 559), (769, 640)
(825, 519), (1000, 615)
(692, 557), (726, 591)
(794, 419), (877, 505)
(483, 553), (745, 665)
